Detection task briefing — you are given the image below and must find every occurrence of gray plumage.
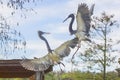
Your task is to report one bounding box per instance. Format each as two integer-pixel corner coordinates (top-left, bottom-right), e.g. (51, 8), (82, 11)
(63, 3), (94, 59)
(64, 3), (95, 40)
(54, 38), (78, 59)
(89, 4), (95, 16)
(20, 56), (51, 71)
(20, 38), (78, 71)
(77, 3), (95, 36)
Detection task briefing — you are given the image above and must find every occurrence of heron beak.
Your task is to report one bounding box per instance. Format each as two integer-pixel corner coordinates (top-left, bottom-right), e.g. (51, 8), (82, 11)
(44, 32), (50, 34)
(63, 13), (75, 22)
(63, 17), (69, 23)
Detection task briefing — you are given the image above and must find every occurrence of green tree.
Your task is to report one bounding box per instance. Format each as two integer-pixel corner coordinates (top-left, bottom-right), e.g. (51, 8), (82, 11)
(0, 0), (40, 10)
(0, 13), (26, 58)
(79, 12), (120, 80)
(0, 0), (41, 57)
(44, 71), (120, 80)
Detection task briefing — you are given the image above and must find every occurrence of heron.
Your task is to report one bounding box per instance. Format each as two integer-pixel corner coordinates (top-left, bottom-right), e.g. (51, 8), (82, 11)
(20, 38), (78, 79)
(21, 30), (52, 80)
(63, 3), (95, 59)
(20, 30), (78, 80)
(38, 30), (67, 71)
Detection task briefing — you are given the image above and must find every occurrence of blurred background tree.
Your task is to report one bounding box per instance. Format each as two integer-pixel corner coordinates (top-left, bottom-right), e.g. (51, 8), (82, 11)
(77, 12), (120, 80)
(0, 0), (41, 58)
(44, 71), (120, 80)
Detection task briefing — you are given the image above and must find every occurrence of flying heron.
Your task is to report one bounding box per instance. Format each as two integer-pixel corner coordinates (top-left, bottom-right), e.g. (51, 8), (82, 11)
(20, 38), (78, 78)
(63, 3), (95, 59)
(20, 30), (78, 80)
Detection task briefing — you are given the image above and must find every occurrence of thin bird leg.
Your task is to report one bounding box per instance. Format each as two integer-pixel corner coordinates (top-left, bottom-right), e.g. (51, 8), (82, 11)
(58, 62), (65, 72)
(71, 46), (80, 60)
(59, 62), (65, 67)
(59, 64), (63, 72)
(72, 41), (81, 60)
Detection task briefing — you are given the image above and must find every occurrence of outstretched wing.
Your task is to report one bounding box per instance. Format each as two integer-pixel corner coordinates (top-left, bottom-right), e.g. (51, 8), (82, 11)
(89, 4), (95, 16)
(54, 41), (71, 58)
(20, 56), (51, 71)
(20, 38), (78, 71)
(76, 3), (92, 36)
(55, 38), (78, 59)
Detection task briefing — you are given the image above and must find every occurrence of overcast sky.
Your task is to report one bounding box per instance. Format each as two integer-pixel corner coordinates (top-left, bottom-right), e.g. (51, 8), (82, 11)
(0, 0), (120, 71)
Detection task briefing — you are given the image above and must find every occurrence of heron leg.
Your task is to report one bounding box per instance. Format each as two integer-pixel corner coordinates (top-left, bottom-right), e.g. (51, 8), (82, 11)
(71, 41), (81, 60)
(59, 64), (63, 72)
(58, 62), (65, 72)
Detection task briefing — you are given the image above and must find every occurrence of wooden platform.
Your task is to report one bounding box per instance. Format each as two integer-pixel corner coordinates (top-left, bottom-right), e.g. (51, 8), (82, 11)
(0, 59), (52, 79)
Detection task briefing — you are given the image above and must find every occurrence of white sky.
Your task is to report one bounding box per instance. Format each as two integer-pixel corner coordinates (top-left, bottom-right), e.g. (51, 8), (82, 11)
(0, 0), (120, 72)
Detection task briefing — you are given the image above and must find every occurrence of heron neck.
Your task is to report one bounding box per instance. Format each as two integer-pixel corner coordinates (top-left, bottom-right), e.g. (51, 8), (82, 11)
(69, 15), (75, 35)
(40, 36), (52, 53)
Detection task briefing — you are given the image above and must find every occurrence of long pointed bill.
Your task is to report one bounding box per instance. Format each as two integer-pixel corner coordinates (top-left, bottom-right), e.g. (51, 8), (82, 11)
(63, 17), (69, 23)
(43, 32), (50, 34)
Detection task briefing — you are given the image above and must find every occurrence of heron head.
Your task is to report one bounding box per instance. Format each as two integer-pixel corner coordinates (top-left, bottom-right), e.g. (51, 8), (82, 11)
(38, 30), (50, 35)
(63, 13), (75, 22)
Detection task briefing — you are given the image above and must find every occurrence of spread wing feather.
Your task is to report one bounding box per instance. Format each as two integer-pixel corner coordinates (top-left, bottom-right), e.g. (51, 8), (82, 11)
(55, 38), (78, 58)
(20, 38), (78, 71)
(54, 41), (71, 58)
(77, 3), (92, 36)
(89, 4), (95, 16)
(20, 56), (51, 71)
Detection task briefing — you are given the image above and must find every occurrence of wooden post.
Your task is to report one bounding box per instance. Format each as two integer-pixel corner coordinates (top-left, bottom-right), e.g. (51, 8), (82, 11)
(29, 72), (45, 80)
(29, 74), (35, 80)
(35, 72), (45, 80)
